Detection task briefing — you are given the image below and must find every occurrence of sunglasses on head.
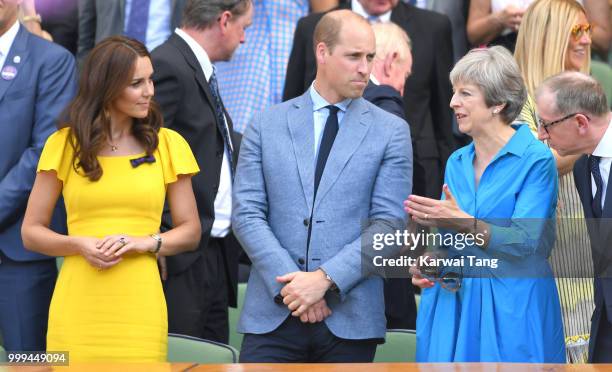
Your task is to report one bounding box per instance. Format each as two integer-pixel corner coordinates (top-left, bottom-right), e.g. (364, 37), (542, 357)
(570, 23), (592, 39)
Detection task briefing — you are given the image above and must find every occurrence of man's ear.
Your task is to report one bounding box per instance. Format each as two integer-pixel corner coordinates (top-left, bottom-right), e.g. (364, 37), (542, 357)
(383, 52), (398, 78)
(315, 42), (328, 65)
(218, 10), (232, 34)
(575, 113), (590, 131)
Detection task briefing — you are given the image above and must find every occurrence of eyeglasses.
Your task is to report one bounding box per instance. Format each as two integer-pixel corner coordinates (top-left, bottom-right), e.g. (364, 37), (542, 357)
(570, 23), (593, 40)
(538, 112), (589, 134)
(419, 266), (462, 292)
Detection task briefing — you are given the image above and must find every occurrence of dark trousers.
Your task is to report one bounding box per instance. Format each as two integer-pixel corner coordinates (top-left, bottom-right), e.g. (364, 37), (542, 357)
(0, 251), (57, 351)
(384, 278), (417, 330)
(164, 237), (230, 343)
(589, 308), (612, 363)
(240, 316), (378, 363)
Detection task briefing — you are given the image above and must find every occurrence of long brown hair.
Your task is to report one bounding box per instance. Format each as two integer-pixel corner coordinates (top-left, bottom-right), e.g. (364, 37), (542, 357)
(61, 36), (162, 181)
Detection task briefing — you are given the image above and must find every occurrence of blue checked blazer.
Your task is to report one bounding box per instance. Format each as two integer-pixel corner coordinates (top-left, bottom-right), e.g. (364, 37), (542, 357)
(232, 92), (413, 340)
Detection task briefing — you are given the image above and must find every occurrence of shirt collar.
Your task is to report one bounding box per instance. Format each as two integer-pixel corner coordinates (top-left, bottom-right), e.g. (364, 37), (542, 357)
(0, 21), (20, 63)
(175, 28), (214, 81)
(499, 123), (533, 157)
(351, 0), (392, 23)
(309, 82), (352, 113)
(457, 124), (534, 160)
(369, 75), (380, 85)
(592, 116), (612, 158)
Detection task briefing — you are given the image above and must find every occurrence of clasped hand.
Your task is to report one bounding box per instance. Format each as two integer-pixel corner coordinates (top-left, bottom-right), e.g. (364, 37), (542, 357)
(78, 234), (154, 270)
(276, 270), (333, 323)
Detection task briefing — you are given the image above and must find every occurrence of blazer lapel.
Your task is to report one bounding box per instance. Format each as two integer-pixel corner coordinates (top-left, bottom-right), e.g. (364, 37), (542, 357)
(391, 1), (414, 25)
(314, 98), (371, 210)
(600, 163), (612, 241)
(575, 155), (594, 218)
(169, 34), (219, 127)
(288, 93), (316, 210)
(119, 0), (126, 24)
(0, 27), (29, 104)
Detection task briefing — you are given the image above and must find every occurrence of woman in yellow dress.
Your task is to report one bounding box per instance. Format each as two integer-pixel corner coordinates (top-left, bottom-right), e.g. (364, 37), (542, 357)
(21, 36), (201, 362)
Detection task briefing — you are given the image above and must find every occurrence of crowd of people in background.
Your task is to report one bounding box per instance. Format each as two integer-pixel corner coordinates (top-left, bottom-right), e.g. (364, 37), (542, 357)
(0, 0), (611, 365)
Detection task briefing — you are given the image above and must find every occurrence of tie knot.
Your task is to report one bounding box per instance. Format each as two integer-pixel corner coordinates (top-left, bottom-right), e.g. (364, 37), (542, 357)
(367, 15), (380, 24)
(327, 105), (340, 115)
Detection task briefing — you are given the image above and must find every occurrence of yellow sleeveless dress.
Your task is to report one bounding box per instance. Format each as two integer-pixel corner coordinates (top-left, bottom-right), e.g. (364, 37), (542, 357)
(38, 127), (199, 362)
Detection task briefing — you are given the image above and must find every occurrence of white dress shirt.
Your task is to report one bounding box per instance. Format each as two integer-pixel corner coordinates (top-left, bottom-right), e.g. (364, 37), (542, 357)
(352, 0), (392, 23)
(175, 28), (233, 238)
(591, 117), (612, 209)
(0, 21), (20, 70)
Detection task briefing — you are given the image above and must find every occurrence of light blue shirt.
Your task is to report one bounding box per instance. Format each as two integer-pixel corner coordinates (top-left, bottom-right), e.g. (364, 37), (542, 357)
(124, 0), (172, 51)
(308, 84), (351, 161)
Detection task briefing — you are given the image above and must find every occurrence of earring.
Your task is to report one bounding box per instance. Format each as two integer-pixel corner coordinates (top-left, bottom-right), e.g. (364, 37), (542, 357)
(102, 108), (110, 122)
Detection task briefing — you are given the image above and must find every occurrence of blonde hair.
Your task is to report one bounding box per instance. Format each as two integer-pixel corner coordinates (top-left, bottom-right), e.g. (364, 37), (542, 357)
(514, 0), (590, 98)
(371, 22), (412, 63)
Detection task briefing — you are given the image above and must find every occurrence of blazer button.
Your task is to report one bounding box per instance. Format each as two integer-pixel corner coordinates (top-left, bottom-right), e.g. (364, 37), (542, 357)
(303, 218), (309, 226)
(216, 150), (223, 158)
(274, 294), (283, 304)
(298, 258), (305, 265)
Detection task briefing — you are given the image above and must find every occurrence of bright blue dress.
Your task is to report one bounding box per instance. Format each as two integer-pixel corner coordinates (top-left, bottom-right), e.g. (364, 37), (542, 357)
(416, 124), (566, 362)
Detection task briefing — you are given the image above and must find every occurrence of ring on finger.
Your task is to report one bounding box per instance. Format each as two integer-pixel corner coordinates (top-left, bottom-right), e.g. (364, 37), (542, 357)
(118, 237), (127, 246)
(424, 213), (429, 219)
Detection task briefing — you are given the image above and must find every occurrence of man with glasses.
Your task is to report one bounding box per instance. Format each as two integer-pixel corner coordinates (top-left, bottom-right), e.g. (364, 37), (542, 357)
(536, 71), (612, 363)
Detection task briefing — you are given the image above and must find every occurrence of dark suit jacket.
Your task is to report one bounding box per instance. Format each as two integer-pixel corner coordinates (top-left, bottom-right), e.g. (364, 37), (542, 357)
(0, 26), (76, 261)
(37, 0), (78, 55)
(574, 154), (612, 360)
(78, 0), (185, 61)
(283, 2), (456, 198)
(151, 33), (240, 306)
(363, 81), (406, 121)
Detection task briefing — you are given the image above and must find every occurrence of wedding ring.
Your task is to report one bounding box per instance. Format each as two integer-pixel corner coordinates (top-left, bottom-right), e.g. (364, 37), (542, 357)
(119, 237), (127, 246)
(424, 214), (429, 220)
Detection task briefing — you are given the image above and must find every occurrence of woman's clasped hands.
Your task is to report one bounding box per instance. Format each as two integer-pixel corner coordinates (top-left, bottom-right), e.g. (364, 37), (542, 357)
(77, 234), (157, 270)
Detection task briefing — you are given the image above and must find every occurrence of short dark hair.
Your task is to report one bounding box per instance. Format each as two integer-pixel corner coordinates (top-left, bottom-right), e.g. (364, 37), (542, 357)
(536, 72), (608, 117)
(313, 12), (343, 54)
(182, 0), (251, 30)
(313, 10), (370, 54)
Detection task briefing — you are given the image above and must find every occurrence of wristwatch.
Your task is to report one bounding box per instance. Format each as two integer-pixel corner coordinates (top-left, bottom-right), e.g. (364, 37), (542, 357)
(320, 268), (339, 293)
(149, 234), (162, 254)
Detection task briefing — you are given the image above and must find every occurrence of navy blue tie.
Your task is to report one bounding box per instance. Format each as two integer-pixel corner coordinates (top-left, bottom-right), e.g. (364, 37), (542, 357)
(208, 69), (235, 178)
(589, 155), (603, 218)
(125, 0), (151, 44)
(314, 106), (340, 194)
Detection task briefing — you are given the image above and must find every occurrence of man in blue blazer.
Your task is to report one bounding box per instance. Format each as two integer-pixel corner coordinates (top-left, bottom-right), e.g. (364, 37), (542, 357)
(233, 10), (412, 362)
(0, 2), (76, 352)
(536, 72), (612, 363)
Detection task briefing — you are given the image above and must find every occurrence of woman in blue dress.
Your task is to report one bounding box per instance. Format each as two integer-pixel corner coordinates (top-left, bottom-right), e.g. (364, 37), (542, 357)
(404, 46), (566, 363)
